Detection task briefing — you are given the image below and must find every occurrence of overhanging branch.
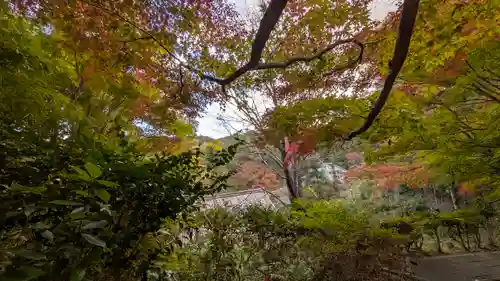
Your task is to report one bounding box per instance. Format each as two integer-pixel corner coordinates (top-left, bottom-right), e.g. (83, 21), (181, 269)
(208, 0), (289, 85)
(197, 0), (363, 86)
(81, 0), (363, 88)
(251, 40), (363, 72)
(347, 0), (420, 140)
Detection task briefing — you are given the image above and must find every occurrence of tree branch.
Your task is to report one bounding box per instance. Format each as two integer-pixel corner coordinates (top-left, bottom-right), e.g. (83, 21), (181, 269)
(347, 0), (420, 140)
(469, 82), (500, 103)
(118, 36), (154, 43)
(199, 1), (364, 86)
(466, 60), (500, 91)
(81, 0), (364, 89)
(252, 39), (363, 72)
(212, 0), (289, 85)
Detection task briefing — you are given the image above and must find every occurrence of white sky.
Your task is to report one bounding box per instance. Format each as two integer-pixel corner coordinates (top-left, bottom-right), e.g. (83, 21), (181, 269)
(196, 0), (397, 138)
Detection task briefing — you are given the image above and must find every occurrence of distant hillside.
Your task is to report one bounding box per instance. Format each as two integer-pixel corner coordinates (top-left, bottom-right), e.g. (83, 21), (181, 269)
(197, 131), (256, 147)
(196, 135), (215, 144)
(196, 131), (266, 191)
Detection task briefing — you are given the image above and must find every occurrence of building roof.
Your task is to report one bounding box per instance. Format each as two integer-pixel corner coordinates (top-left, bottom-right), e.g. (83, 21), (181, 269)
(202, 188), (281, 210)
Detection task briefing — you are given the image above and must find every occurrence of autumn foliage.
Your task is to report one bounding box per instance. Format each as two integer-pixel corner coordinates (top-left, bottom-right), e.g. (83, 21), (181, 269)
(230, 161), (281, 191)
(345, 163), (429, 190)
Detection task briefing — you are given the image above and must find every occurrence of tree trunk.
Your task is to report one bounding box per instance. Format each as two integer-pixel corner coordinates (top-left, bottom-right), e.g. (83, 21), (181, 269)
(434, 228), (443, 253)
(281, 138), (298, 199)
(283, 167), (297, 199)
(448, 185), (458, 210)
(487, 221), (497, 248)
(432, 184), (438, 206)
(50, 118), (59, 168)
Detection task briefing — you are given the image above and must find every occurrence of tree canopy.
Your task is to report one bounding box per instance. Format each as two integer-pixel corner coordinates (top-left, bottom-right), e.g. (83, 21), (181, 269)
(1, 0), (500, 280)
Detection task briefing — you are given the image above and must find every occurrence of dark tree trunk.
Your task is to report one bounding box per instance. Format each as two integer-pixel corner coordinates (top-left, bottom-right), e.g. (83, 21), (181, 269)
(281, 138), (300, 199)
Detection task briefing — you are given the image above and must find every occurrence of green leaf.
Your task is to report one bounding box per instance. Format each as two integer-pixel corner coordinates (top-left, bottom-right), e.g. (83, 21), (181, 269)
(49, 200), (83, 206)
(167, 119), (194, 139)
(69, 207), (88, 219)
(70, 166), (91, 181)
(74, 190), (89, 197)
(16, 250), (47, 261)
(32, 222), (51, 229)
(23, 206), (36, 217)
(0, 266), (46, 281)
(41, 230), (54, 241)
(9, 183), (46, 195)
(96, 180), (118, 188)
(69, 212), (87, 220)
(95, 188), (110, 202)
(71, 207), (85, 213)
(82, 220), (108, 230)
(81, 234), (106, 248)
(69, 268), (86, 281)
(84, 162), (102, 179)
(79, 248), (103, 268)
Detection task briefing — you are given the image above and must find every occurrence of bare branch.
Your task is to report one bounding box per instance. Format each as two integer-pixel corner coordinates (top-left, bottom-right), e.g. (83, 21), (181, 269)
(203, 30), (363, 86)
(254, 151), (286, 178)
(347, 0), (420, 140)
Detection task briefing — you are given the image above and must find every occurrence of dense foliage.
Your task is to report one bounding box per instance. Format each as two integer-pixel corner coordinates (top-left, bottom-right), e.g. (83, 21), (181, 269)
(1, 0), (500, 280)
(0, 5), (240, 280)
(160, 201), (411, 281)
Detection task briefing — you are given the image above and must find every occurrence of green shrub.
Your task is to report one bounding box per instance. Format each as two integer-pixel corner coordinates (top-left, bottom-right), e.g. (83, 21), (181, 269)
(158, 200), (410, 281)
(0, 132), (239, 281)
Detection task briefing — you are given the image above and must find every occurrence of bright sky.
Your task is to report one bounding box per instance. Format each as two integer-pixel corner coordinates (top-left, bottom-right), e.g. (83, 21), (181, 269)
(196, 0), (397, 138)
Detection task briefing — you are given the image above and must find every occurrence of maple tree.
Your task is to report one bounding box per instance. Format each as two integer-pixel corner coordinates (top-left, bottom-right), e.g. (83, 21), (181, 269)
(230, 161), (281, 191)
(345, 163), (429, 190)
(9, 0), (426, 201)
(265, 0), (498, 141)
(13, 0), (421, 135)
(11, 0), (245, 123)
(2, 0), (500, 278)
(0, 5), (242, 280)
(253, 0), (499, 200)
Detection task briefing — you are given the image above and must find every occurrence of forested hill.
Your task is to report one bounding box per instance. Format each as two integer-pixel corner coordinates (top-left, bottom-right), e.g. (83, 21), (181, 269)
(197, 131), (254, 147)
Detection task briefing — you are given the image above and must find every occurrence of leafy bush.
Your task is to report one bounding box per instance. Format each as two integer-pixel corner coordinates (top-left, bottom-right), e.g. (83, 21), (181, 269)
(0, 130), (240, 281)
(0, 6), (242, 280)
(158, 200), (411, 281)
(387, 202), (500, 253)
